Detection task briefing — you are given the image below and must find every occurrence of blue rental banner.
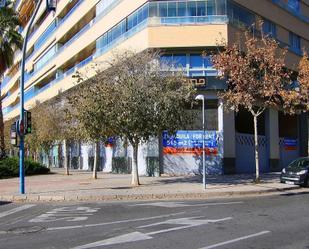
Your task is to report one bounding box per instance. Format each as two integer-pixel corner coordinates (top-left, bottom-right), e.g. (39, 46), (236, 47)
(162, 130), (218, 155)
(283, 139), (297, 147)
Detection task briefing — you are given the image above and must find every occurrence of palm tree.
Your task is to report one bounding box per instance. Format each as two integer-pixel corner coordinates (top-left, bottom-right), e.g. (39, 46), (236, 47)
(0, 1), (23, 158)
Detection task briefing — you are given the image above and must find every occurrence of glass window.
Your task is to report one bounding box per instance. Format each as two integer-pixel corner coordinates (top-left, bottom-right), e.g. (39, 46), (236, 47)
(168, 2), (177, 17)
(149, 3), (157, 17)
(288, 0), (300, 12)
(196, 1), (206, 16)
(190, 54), (203, 68)
(289, 32), (301, 50)
(159, 2), (168, 17)
(203, 56), (213, 68)
(216, 0), (226, 15)
(178, 2), (187, 16)
(206, 0), (215, 15)
(142, 4), (149, 20)
(173, 54), (187, 68)
(263, 20), (277, 37)
(160, 55), (173, 68)
(187, 2), (197, 16)
(34, 45), (57, 71)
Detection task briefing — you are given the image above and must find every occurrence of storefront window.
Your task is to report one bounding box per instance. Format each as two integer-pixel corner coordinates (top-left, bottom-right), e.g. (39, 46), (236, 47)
(190, 54), (203, 68)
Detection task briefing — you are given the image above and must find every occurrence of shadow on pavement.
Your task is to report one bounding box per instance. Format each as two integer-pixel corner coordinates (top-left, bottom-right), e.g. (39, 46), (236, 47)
(156, 173), (281, 186)
(280, 191), (309, 196)
(0, 201), (12, 206)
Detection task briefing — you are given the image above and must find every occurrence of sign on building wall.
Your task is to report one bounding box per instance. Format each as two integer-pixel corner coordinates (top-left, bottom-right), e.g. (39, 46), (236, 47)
(162, 130), (223, 175)
(163, 130), (218, 155)
(283, 138), (298, 151)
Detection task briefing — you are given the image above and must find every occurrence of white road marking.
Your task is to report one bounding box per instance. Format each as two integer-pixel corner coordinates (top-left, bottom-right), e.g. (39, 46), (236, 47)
(0, 205), (36, 219)
(199, 231), (271, 249)
(72, 232), (152, 249)
(130, 201), (243, 208)
(46, 212), (185, 231)
(73, 216), (232, 249)
(29, 206), (99, 223)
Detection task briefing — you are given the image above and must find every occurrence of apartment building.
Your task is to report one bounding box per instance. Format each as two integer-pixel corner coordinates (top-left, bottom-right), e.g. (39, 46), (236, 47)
(1, 0), (308, 175)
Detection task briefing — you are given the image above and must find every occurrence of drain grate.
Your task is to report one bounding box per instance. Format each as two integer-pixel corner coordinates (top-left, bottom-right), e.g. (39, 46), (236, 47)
(7, 226), (45, 234)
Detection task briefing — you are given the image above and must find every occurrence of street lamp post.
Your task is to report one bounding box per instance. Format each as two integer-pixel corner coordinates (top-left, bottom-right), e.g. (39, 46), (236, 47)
(19, 0), (56, 194)
(195, 94), (206, 190)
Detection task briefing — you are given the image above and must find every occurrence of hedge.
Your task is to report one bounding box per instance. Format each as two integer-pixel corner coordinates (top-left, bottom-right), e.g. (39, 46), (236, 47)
(0, 157), (50, 179)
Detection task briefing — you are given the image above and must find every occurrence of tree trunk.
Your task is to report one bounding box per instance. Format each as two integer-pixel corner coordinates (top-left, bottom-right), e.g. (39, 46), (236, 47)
(93, 141), (100, 179)
(48, 152), (52, 169)
(0, 91), (6, 159)
(253, 115), (260, 183)
(58, 142), (63, 168)
(64, 140), (69, 175)
(131, 143), (140, 186)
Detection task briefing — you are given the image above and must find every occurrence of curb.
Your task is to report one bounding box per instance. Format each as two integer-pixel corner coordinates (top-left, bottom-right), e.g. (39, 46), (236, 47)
(0, 186), (300, 203)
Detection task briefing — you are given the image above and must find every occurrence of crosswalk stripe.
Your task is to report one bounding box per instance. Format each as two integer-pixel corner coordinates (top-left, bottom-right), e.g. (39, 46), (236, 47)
(0, 205), (36, 219)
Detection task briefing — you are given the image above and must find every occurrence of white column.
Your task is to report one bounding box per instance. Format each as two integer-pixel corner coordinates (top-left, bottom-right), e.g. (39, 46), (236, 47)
(138, 142), (148, 176)
(104, 146), (113, 172)
(222, 108), (236, 174)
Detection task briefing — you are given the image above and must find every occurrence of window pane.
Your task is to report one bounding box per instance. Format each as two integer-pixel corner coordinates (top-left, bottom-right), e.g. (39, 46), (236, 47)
(187, 2), (197, 16)
(168, 2), (177, 17)
(159, 2), (168, 17)
(190, 54), (203, 68)
(178, 2), (186, 16)
(203, 56), (213, 68)
(207, 0), (215, 15)
(173, 54), (187, 68)
(149, 3), (157, 17)
(216, 0), (226, 15)
(196, 2), (206, 16)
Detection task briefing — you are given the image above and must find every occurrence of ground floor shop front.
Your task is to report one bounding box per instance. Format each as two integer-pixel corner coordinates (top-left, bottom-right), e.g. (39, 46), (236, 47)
(45, 98), (308, 176)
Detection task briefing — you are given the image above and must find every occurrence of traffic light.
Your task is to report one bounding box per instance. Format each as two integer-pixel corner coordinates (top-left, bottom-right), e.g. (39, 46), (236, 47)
(10, 122), (18, 147)
(24, 110), (32, 134)
(46, 0), (56, 11)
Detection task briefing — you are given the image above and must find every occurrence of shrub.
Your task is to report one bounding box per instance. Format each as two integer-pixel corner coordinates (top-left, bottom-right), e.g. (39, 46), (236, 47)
(0, 157), (50, 179)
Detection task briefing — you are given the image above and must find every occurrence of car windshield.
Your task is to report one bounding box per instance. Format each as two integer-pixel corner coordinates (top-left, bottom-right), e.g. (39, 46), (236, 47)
(287, 159), (309, 171)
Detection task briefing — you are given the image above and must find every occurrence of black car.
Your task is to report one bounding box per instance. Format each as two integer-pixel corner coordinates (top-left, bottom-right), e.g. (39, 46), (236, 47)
(280, 157), (309, 187)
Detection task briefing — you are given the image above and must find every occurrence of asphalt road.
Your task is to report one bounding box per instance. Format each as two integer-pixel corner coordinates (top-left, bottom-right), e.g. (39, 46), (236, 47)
(0, 193), (308, 249)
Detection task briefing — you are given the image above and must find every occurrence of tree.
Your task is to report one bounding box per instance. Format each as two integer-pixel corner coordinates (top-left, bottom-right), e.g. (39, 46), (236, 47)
(67, 69), (117, 179)
(281, 52), (309, 114)
(0, 1), (23, 158)
(75, 50), (195, 186)
(212, 26), (291, 182)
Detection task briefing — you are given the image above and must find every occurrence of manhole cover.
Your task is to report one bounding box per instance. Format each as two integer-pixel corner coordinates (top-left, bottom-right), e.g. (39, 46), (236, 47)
(7, 226), (45, 234)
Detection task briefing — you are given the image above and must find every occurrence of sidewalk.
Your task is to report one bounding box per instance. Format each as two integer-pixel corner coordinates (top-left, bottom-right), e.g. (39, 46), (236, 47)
(0, 169), (306, 202)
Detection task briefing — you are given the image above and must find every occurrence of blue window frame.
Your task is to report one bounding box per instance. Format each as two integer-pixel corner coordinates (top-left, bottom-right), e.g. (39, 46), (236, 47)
(263, 20), (277, 37)
(168, 2), (177, 17)
(289, 32), (301, 51)
(178, 2), (187, 16)
(196, 1), (206, 16)
(288, 0), (300, 13)
(159, 2), (168, 17)
(187, 2), (197, 16)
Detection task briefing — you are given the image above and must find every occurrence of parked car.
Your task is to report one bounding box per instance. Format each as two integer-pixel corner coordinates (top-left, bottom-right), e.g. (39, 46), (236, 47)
(280, 157), (309, 187)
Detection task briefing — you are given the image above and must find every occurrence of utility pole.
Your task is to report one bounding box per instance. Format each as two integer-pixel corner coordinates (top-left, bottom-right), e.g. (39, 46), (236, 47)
(19, 0), (56, 194)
